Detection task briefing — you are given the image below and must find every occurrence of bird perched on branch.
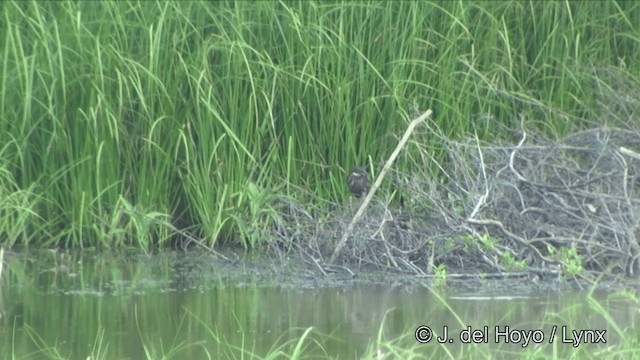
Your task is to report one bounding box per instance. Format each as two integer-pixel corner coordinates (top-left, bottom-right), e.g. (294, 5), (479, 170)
(347, 167), (370, 198)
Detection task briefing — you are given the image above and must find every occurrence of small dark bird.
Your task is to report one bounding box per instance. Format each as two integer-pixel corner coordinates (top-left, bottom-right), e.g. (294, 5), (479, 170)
(347, 167), (370, 198)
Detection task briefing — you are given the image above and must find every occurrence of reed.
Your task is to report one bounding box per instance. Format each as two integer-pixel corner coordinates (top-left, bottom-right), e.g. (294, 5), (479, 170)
(1, 1), (638, 248)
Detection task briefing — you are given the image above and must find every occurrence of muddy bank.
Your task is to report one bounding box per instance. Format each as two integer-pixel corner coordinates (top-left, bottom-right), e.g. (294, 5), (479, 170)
(3, 249), (632, 297)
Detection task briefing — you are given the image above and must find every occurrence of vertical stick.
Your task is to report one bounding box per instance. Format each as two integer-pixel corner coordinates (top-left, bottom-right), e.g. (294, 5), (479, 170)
(330, 110), (433, 264)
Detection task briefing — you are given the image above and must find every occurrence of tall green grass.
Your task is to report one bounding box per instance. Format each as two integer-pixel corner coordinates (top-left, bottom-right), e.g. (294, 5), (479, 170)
(1, 1), (639, 249)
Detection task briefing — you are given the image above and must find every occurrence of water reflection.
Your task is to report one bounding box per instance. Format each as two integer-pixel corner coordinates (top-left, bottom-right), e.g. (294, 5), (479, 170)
(0, 250), (638, 358)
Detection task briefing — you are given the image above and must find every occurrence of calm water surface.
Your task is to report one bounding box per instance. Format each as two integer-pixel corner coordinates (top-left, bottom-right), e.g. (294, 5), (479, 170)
(0, 250), (638, 358)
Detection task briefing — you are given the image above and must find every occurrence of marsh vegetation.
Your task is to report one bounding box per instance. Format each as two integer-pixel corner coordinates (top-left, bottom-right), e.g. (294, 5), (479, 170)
(2, 1), (640, 358)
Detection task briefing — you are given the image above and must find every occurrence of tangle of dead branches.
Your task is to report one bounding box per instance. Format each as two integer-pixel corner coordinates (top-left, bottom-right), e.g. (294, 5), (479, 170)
(265, 124), (640, 284)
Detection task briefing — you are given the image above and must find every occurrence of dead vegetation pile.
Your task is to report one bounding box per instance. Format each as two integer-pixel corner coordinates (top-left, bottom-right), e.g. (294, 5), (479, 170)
(271, 124), (640, 282)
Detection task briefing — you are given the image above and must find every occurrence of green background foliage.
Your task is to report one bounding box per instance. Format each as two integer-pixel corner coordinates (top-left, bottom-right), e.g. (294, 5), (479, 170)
(1, 1), (638, 248)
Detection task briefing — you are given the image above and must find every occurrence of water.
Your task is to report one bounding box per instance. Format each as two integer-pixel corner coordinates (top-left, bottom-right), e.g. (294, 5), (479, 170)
(0, 250), (638, 358)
